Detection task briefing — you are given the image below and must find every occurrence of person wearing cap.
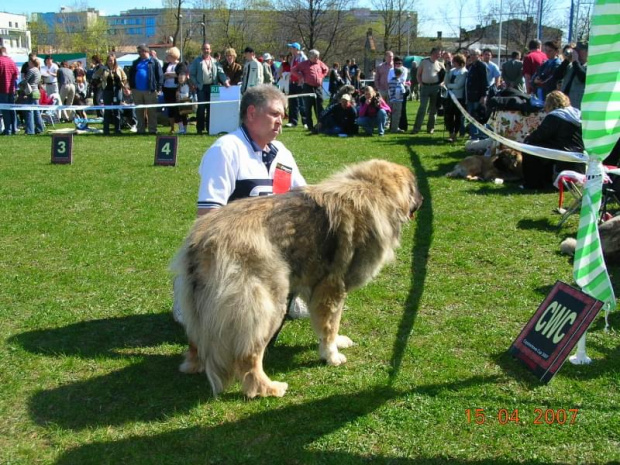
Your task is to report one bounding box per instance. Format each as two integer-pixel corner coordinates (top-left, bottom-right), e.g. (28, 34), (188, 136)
(317, 93), (358, 136)
(128, 44), (164, 134)
(285, 42), (307, 128)
(291, 48), (329, 133)
(262, 53), (274, 84)
(41, 55), (59, 96)
(240, 47), (264, 94)
(189, 42), (230, 135)
(561, 42), (588, 110)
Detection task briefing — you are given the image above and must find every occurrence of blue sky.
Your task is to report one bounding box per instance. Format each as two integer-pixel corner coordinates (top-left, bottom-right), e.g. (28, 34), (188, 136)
(3, 0), (574, 38)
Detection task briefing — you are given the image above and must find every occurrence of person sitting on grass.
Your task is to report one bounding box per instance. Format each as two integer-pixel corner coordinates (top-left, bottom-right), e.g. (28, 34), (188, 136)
(317, 93), (358, 136)
(356, 86), (390, 136)
(521, 90), (584, 190)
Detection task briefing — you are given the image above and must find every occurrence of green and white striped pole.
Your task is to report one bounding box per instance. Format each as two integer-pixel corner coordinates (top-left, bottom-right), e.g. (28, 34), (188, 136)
(570, 0), (620, 364)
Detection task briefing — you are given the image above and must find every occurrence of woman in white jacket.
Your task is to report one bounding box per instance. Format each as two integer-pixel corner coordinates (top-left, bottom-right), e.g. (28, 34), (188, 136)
(442, 53), (468, 142)
(241, 47), (264, 94)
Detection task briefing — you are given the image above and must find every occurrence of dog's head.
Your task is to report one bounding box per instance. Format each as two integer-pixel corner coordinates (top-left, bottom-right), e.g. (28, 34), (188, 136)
(494, 148), (523, 174)
(341, 159), (424, 221)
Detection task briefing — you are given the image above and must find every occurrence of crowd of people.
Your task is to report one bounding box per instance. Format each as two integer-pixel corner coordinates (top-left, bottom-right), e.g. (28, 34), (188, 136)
(0, 38), (589, 145)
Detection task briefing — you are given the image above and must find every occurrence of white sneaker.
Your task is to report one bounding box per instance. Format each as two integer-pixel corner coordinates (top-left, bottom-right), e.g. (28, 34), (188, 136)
(130, 125), (138, 133)
(287, 296), (309, 319)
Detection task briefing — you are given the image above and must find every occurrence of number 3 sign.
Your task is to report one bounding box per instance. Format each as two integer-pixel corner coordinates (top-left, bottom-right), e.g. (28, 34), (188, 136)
(51, 134), (74, 164)
(154, 135), (178, 166)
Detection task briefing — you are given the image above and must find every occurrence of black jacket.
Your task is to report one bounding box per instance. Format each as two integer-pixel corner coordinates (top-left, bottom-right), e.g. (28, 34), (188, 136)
(319, 102), (358, 134)
(466, 60), (489, 103)
(524, 113), (584, 152)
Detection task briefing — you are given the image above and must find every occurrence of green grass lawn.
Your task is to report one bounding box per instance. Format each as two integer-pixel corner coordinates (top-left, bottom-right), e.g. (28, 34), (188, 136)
(1, 105), (619, 464)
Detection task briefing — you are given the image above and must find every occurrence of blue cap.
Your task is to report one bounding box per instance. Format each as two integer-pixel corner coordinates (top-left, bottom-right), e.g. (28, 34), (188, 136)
(287, 42), (301, 50)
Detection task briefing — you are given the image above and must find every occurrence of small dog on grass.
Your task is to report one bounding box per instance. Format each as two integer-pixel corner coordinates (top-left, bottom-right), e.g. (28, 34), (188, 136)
(446, 148), (523, 183)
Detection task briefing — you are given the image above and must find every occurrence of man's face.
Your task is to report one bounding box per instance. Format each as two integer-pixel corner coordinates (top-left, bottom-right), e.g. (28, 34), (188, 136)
(249, 99), (285, 144)
(544, 46), (557, 59)
(309, 55), (318, 63)
(483, 51), (492, 62)
(340, 99), (351, 109)
(430, 50), (440, 61)
(138, 49), (149, 59)
(578, 48), (588, 62)
(45, 58), (52, 66)
(385, 52), (394, 63)
(202, 45), (211, 56)
(394, 59), (403, 68)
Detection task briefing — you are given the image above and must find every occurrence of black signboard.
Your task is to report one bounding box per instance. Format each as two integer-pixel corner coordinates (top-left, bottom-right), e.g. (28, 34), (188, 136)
(154, 135), (178, 166)
(51, 133), (74, 164)
(509, 281), (603, 383)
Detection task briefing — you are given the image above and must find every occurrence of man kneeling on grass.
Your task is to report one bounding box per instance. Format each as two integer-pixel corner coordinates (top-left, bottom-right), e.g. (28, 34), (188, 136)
(317, 94), (358, 136)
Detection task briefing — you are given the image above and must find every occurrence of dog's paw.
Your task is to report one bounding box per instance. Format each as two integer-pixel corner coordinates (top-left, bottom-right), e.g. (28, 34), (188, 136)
(335, 335), (354, 349)
(267, 381), (289, 397)
(325, 352), (347, 366)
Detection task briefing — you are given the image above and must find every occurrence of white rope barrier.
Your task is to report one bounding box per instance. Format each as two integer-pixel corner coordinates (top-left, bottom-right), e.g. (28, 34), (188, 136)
(0, 92), (316, 112)
(449, 91), (590, 164)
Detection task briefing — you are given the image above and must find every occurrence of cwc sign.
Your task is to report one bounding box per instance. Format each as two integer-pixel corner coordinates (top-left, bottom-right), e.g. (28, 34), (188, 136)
(509, 281), (603, 383)
(534, 301), (577, 344)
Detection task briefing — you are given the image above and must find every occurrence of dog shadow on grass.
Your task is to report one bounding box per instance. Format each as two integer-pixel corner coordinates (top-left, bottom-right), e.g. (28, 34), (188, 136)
(387, 147), (433, 384)
(52, 376), (550, 465)
(10, 314), (314, 430)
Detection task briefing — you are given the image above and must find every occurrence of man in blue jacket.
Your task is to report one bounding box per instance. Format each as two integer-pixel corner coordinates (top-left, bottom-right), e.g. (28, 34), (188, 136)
(128, 44), (163, 134)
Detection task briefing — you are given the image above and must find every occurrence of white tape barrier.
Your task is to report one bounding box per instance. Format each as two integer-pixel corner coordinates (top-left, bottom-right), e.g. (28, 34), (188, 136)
(0, 92), (317, 113)
(449, 91), (590, 164)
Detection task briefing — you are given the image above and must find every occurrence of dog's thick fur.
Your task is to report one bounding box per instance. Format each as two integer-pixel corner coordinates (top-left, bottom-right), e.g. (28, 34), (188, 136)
(560, 215), (620, 262)
(172, 159), (423, 398)
(446, 148), (523, 182)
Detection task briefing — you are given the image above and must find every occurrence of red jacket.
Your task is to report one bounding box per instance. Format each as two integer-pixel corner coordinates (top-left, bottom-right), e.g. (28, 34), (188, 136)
(0, 55), (19, 94)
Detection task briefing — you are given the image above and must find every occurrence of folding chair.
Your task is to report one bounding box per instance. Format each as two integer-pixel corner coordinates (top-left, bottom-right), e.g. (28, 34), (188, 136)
(40, 93), (61, 127)
(554, 167), (619, 227)
(555, 170), (585, 227)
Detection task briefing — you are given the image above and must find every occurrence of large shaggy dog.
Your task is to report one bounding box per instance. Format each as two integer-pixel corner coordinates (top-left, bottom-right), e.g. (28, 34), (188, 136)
(172, 159), (423, 398)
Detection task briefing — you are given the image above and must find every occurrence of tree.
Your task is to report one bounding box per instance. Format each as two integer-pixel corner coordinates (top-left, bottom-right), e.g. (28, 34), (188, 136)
(275, 0), (356, 61)
(371, 0), (418, 54)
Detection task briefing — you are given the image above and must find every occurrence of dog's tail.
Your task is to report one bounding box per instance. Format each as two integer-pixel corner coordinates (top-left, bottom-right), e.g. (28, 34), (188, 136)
(171, 242), (235, 396)
(560, 237), (577, 256)
(171, 240), (287, 397)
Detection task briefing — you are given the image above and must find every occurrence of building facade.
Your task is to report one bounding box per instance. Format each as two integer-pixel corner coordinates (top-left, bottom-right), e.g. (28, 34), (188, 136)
(0, 12), (31, 55)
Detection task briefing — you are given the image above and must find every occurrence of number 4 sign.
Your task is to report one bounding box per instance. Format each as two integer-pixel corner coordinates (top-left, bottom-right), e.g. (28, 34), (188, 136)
(51, 134), (74, 164)
(154, 135), (178, 166)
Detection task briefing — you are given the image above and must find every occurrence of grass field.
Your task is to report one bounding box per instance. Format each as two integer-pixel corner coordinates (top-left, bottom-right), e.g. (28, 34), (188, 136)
(1, 105), (619, 464)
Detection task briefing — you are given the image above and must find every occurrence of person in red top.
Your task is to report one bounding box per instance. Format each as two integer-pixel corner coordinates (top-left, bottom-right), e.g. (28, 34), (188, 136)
(0, 47), (19, 135)
(291, 48), (329, 133)
(522, 39), (547, 94)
